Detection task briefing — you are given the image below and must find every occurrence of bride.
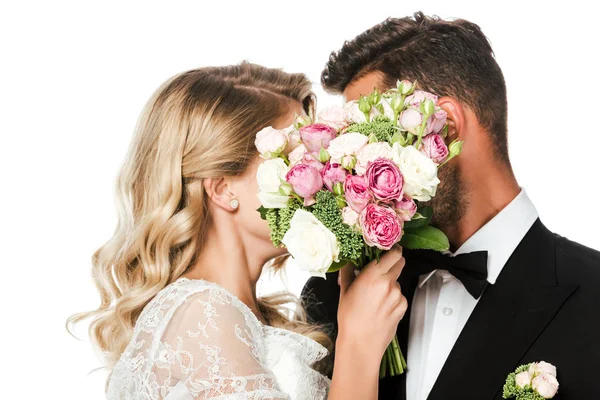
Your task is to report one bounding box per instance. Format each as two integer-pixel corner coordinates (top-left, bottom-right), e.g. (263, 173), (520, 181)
(71, 62), (408, 400)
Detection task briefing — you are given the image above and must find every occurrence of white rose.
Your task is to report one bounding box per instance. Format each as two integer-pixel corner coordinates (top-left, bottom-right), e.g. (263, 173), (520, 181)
(344, 100), (380, 123)
(515, 371), (533, 389)
(391, 143), (440, 202)
(529, 362), (557, 378)
(327, 132), (369, 164)
(317, 105), (350, 130)
(341, 206), (360, 228)
(281, 209), (340, 278)
(355, 142), (393, 175)
(255, 127), (288, 159)
(256, 158), (290, 208)
(532, 373), (559, 399)
(288, 144), (307, 166)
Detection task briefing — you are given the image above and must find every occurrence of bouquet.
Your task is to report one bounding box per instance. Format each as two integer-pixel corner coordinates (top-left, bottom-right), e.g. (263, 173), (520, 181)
(254, 80), (462, 377)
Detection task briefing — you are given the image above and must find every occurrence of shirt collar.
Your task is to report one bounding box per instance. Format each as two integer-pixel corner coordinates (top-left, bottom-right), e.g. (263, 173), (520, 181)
(418, 189), (538, 288)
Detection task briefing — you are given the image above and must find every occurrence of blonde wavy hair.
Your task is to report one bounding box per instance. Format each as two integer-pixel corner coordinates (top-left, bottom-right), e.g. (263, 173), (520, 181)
(69, 62), (332, 374)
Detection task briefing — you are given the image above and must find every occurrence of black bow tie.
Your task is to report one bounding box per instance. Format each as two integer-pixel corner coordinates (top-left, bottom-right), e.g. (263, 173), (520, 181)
(405, 249), (489, 299)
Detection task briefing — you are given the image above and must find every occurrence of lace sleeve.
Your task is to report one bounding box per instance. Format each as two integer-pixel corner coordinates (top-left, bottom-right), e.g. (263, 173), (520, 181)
(155, 289), (290, 400)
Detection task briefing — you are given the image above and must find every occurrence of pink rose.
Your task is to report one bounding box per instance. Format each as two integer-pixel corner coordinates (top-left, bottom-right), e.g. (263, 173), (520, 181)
(344, 175), (372, 213)
(399, 108), (423, 133)
(360, 203), (403, 250)
(322, 162), (348, 191)
(532, 373), (559, 399)
(420, 134), (449, 164)
(299, 123), (338, 153)
(301, 152), (325, 173)
(405, 90), (439, 106)
(286, 164), (323, 206)
(395, 196), (417, 222)
(365, 158), (404, 202)
(427, 109), (447, 134)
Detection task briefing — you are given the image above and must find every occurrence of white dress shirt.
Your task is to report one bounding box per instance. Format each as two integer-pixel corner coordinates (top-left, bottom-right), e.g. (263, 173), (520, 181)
(405, 190), (539, 400)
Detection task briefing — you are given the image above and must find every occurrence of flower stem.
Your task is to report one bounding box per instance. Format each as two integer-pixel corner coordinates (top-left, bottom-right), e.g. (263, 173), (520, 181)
(414, 120), (428, 150)
(379, 348), (388, 379)
(279, 153), (290, 165)
(386, 345), (396, 376)
(391, 345), (400, 375)
(438, 154), (456, 169)
(391, 335), (405, 374)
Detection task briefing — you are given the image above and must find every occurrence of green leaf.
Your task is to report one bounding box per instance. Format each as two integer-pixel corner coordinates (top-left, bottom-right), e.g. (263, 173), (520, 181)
(327, 259), (350, 273)
(257, 206), (269, 220)
(403, 206), (433, 230)
(400, 225), (450, 251)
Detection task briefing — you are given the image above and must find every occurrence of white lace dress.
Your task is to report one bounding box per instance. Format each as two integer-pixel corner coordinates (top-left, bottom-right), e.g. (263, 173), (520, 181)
(107, 278), (330, 400)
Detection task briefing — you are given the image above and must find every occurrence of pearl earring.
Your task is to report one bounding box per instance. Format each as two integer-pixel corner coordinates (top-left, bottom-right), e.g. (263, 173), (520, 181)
(230, 199), (239, 210)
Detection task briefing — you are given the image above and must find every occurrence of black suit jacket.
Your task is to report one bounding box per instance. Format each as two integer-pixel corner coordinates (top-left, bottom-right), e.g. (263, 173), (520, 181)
(301, 220), (600, 399)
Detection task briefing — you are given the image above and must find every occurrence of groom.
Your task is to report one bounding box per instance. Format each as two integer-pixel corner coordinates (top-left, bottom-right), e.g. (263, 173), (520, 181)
(302, 12), (600, 399)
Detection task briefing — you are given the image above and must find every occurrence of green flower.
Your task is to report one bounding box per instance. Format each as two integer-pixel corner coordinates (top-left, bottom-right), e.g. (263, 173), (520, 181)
(311, 191), (364, 261)
(265, 198), (303, 247)
(346, 115), (397, 143)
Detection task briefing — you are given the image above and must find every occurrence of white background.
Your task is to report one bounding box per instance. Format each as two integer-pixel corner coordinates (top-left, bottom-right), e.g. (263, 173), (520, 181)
(1, 1), (599, 398)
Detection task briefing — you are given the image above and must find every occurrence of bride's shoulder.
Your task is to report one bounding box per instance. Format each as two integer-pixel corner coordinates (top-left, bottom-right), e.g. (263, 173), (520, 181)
(157, 278), (264, 338)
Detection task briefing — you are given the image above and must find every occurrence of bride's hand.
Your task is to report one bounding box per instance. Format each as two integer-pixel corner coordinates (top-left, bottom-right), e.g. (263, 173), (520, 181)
(336, 246), (407, 362)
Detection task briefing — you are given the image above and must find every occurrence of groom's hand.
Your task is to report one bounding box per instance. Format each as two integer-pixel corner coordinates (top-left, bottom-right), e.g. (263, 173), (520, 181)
(337, 246), (408, 360)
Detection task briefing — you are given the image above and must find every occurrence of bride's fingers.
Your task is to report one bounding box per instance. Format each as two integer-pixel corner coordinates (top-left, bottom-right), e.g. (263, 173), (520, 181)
(338, 264), (355, 301)
(364, 245), (403, 275)
(385, 256), (406, 281)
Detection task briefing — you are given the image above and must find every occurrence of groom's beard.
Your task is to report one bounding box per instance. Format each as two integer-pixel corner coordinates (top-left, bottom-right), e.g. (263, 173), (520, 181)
(428, 162), (468, 231)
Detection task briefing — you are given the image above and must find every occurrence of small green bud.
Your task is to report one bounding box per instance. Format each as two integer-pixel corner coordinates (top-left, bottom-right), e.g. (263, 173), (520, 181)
(279, 182), (293, 196)
(341, 154), (357, 171)
(390, 95), (404, 112)
(358, 96), (372, 114)
(318, 148), (331, 163)
(293, 114), (312, 129)
(449, 140), (463, 156)
(397, 80), (416, 96)
(391, 131), (407, 146)
(333, 182), (344, 196)
(368, 133), (378, 144)
(335, 196), (347, 209)
(369, 89), (381, 105)
(420, 99), (435, 116)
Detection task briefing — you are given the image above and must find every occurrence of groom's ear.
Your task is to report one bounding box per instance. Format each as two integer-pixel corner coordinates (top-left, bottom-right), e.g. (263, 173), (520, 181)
(437, 96), (466, 143)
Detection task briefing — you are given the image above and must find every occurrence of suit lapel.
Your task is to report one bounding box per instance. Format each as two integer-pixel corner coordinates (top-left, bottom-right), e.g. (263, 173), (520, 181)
(426, 221), (578, 400)
(378, 250), (423, 400)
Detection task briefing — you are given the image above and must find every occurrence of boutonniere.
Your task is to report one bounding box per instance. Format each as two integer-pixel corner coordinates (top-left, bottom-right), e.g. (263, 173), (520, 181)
(503, 361), (559, 399)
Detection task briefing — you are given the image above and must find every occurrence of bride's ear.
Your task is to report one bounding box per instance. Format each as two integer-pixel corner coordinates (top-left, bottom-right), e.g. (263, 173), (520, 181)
(203, 177), (236, 212)
(437, 96), (465, 143)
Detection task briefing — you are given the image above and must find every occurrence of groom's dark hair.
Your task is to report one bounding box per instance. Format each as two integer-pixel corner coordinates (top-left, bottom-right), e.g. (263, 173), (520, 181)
(322, 12), (509, 162)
